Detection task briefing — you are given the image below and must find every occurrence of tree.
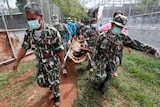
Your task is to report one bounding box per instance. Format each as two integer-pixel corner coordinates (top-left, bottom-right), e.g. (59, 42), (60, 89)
(137, 0), (160, 14)
(16, 0), (27, 12)
(52, 0), (88, 20)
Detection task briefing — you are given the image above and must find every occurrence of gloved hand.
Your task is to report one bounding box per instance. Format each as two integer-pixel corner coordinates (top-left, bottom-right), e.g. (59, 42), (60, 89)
(154, 50), (160, 59)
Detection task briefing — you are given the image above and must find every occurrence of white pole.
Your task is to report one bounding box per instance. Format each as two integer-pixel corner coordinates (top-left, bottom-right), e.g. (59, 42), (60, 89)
(129, 0), (132, 16)
(47, 0), (51, 25)
(0, 5), (16, 58)
(144, 0), (149, 14)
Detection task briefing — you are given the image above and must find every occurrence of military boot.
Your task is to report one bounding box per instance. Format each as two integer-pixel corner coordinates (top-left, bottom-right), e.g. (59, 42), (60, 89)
(93, 82), (99, 90)
(99, 83), (106, 94)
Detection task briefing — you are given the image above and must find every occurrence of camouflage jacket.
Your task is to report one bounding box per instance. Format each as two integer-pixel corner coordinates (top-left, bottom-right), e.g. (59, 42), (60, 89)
(81, 27), (98, 47)
(95, 31), (157, 64)
(54, 23), (71, 39)
(22, 24), (64, 64)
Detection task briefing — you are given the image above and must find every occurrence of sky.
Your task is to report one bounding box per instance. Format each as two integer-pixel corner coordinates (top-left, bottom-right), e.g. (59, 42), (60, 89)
(0, 0), (17, 8)
(79, 0), (136, 10)
(8, 0), (17, 8)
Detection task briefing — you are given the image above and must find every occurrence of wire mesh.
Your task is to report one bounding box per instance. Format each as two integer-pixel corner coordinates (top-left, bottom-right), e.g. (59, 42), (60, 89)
(0, 0), (64, 30)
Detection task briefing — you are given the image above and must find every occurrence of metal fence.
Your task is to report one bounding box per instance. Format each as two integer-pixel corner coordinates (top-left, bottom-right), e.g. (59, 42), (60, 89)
(98, 0), (160, 49)
(127, 12), (160, 29)
(0, 0), (64, 65)
(0, 0), (64, 29)
(97, 0), (160, 29)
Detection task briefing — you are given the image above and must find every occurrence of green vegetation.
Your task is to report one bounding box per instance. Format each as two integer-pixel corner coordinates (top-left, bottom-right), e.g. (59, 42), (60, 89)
(0, 60), (37, 106)
(73, 48), (160, 107)
(137, 0), (160, 14)
(0, 49), (160, 107)
(52, 0), (88, 20)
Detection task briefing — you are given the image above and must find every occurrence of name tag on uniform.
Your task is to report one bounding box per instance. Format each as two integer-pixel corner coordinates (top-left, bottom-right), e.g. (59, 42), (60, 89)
(102, 39), (108, 44)
(28, 35), (33, 38)
(45, 35), (53, 38)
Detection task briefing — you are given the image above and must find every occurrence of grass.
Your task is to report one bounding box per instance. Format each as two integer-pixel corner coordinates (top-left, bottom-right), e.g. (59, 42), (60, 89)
(0, 49), (160, 107)
(0, 60), (37, 106)
(73, 48), (160, 107)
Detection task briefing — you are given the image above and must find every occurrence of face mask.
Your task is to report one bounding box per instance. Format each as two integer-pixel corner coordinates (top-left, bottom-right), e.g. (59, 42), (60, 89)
(91, 24), (97, 28)
(27, 17), (41, 29)
(111, 27), (122, 35)
(68, 21), (72, 24)
(53, 21), (59, 26)
(79, 23), (84, 26)
(85, 25), (90, 29)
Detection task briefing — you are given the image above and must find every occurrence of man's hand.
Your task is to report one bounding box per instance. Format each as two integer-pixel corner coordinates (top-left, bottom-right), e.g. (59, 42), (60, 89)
(61, 63), (65, 71)
(154, 50), (160, 59)
(13, 61), (19, 72)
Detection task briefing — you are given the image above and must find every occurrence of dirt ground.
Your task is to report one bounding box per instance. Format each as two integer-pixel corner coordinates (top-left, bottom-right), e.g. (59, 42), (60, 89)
(0, 54), (77, 107)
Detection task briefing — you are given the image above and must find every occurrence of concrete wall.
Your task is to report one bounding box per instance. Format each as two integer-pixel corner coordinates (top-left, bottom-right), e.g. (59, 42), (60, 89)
(0, 29), (31, 63)
(128, 28), (160, 49)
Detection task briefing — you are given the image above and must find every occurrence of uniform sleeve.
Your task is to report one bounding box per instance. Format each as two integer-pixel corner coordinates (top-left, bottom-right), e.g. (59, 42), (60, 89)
(95, 34), (103, 48)
(64, 24), (71, 36)
(66, 24), (73, 36)
(21, 30), (31, 50)
(123, 35), (157, 55)
(54, 30), (64, 53)
(72, 23), (76, 37)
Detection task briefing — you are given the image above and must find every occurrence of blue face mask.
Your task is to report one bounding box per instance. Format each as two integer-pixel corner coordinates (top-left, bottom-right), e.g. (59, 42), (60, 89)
(91, 24), (97, 28)
(53, 21), (59, 26)
(27, 17), (41, 29)
(111, 27), (122, 35)
(85, 25), (90, 29)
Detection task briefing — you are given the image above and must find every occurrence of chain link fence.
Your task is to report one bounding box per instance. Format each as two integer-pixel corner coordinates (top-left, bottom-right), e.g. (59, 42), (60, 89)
(0, 0), (64, 29)
(0, 0), (64, 65)
(99, 0), (160, 28)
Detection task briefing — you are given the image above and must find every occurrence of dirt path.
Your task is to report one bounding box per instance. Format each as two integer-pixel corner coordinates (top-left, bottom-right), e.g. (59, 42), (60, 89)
(0, 55), (77, 107)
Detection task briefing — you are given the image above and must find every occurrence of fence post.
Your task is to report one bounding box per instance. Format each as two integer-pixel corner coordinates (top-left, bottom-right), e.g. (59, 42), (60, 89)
(0, 6), (16, 59)
(144, 0), (149, 14)
(47, 0), (51, 25)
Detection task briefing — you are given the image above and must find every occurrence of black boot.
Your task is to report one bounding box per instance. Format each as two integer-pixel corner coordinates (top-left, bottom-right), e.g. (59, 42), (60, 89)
(54, 96), (61, 106)
(93, 82), (99, 90)
(99, 83), (106, 94)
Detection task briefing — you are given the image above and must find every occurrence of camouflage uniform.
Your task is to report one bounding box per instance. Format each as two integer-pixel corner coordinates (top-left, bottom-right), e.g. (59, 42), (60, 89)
(54, 23), (71, 53)
(22, 24), (64, 98)
(84, 27), (97, 48)
(94, 31), (157, 86)
(82, 27), (98, 69)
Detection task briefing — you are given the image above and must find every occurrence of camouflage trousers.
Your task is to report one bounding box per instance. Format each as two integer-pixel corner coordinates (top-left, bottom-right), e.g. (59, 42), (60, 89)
(36, 62), (61, 98)
(94, 60), (119, 85)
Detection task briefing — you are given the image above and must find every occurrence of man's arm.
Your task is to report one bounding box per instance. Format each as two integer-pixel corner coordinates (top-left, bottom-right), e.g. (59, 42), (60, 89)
(123, 35), (159, 58)
(64, 24), (72, 40)
(54, 29), (65, 70)
(58, 51), (65, 70)
(13, 48), (27, 71)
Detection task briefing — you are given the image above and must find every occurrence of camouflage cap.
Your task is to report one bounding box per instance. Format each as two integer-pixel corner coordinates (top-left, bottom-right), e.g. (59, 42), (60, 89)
(51, 14), (58, 21)
(111, 14), (127, 27)
(66, 17), (73, 22)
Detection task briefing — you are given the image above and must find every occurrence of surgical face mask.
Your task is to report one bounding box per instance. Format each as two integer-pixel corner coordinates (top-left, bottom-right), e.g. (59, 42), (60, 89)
(85, 25), (90, 29)
(111, 26), (122, 35)
(68, 21), (72, 24)
(27, 17), (41, 29)
(53, 21), (59, 26)
(79, 22), (84, 26)
(91, 24), (97, 28)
